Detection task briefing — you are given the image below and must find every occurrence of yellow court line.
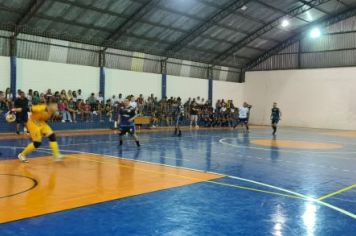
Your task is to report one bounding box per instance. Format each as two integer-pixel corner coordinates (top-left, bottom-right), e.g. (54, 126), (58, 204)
(71, 155), (305, 200)
(318, 184), (356, 201)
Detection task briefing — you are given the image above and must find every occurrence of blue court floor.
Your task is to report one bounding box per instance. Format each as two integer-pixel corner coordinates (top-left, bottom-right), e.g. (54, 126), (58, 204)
(0, 127), (355, 235)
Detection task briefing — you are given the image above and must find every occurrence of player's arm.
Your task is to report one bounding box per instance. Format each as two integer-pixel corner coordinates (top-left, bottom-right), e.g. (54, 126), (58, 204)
(117, 112), (121, 125)
(128, 112), (138, 123)
(12, 100), (22, 112)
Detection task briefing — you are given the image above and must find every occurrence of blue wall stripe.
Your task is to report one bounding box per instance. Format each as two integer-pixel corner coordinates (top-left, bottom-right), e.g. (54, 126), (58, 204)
(100, 66), (105, 99)
(10, 56), (17, 98)
(162, 74), (167, 98)
(208, 79), (213, 103)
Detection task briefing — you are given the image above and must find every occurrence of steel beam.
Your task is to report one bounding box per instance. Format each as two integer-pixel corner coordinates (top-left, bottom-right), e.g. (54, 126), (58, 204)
(104, 0), (161, 43)
(16, 0), (46, 34)
(245, 6), (356, 70)
(163, 0), (253, 55)
(210, 0), (332, 65)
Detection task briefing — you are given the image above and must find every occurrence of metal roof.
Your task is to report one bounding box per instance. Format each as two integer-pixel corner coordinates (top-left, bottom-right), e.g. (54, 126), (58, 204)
(0, 0), (356, 69)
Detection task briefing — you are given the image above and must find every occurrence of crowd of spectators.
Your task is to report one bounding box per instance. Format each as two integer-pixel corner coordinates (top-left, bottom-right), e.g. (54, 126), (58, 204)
(1, 87), (250, 128)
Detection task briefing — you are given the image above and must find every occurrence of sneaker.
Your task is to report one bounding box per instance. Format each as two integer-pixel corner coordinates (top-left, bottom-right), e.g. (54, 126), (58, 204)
(54, 154), (64, 162)
(18, 153), (28, 163)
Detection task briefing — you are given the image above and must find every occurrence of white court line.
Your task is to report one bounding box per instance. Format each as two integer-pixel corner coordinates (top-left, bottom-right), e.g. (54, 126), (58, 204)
(1, 144), (355, 219)
(38, 147), (356, 220)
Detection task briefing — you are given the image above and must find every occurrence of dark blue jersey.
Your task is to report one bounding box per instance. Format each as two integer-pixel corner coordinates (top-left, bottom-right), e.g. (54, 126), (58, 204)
(119, 106), (136, 127)
(271, 108), (281, 120)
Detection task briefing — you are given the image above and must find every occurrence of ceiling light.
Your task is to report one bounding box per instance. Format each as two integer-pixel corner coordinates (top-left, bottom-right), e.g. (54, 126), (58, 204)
(241, 5), (247, 11)
(310, 27), (321, 38)
(281, 19), (290, 28)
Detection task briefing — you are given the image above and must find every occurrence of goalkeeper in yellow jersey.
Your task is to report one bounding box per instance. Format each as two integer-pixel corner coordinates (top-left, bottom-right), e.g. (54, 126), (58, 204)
(18, 99), (63, 163)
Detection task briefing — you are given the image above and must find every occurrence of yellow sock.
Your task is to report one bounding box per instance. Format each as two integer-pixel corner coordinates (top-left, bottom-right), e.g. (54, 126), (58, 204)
(21, 143), (36, 156)
(49, 142), (61, 157)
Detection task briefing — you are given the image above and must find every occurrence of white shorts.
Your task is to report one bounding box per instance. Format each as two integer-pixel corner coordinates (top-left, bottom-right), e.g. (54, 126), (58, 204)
(191, 115), (198, 121)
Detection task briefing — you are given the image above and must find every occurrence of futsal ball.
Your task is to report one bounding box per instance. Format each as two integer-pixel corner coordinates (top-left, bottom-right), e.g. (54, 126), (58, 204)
(6, 113), (16, 123)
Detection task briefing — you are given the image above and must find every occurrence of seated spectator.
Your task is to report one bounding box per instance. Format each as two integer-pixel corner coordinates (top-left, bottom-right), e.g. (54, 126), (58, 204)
(67, 90), (73, 100)
(60, 90), (67, 101)
(58, 100), (72, 123)
(67, 99), (77, 123)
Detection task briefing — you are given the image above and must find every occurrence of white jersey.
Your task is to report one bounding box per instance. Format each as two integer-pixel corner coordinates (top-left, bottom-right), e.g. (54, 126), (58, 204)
(239, 107), (249, 119)
(130, 101), (137, 109)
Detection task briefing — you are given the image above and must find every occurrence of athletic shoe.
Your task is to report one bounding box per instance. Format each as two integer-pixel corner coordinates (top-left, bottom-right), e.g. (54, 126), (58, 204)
(18, 153), (28, 163)
(54, 154), (64, 162)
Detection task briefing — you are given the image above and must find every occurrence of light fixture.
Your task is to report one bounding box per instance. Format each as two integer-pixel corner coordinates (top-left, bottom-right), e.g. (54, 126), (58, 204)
(310, 27), (321, 38)
(241, 5), (247, 11)
(281, 19), (290, 28)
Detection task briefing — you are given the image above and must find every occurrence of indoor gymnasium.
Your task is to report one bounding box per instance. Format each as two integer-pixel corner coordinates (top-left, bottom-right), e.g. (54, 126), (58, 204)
(0, 0), (356, 235)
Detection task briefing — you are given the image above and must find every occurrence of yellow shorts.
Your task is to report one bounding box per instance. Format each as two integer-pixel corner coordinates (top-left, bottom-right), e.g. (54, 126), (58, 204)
(27, 119), (53, 142)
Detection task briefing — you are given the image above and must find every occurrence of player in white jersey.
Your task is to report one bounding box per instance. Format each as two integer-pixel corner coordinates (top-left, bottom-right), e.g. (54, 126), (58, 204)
(238, 102), (250, 132)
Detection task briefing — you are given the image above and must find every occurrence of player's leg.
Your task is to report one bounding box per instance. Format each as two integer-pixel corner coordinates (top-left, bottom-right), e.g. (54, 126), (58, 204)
(43, 124), (63, 161)
(18, 121), (41, 162)
(129, 126), (140, 147)
(245, 119), (249, 131)
(118, 128), (126, 146)
(272, 119), (278, 135)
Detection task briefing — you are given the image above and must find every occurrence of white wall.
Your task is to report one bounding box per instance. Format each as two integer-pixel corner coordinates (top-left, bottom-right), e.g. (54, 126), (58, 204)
(105, 69), (161, 99)
(0, 56), (10, 90)
(167, 75), (208, 102)
(17, 58), (99, 98)
(213, 80), (245, 108)
(245, 68), (356, 130)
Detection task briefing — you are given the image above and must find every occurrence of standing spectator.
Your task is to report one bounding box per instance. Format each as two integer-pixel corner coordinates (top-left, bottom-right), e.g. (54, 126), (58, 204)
(137, 94), (145, 114)
(130, 96), (137, 109)
(190, 101), (199, 128)
(45, 89), (53, 101)
(13, 91), (29, 134)
(97, 92), (104, 104)
(77, 89), (83, 101)
(27, 89), (33, 107)
(32, 91), (40, 105)
(105, 99), (113, 122)
(0, 91), (8, 115)
(72, 91), (78, 102)
(5, 87), (13, 102)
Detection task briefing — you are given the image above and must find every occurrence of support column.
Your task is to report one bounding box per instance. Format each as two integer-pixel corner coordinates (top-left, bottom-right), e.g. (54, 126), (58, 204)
(99, 50), (106, 99)
(10, 36), (17, 98)
(161, 60), (167, 99)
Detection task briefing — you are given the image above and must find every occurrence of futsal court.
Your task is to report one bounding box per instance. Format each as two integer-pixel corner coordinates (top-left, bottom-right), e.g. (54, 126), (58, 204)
(2, 0), (356, 235)
(0, 127), (355, 235)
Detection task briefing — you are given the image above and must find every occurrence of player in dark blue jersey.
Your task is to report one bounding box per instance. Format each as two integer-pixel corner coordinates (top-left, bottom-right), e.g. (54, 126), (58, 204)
(271, 102), (282, 136)
(174, 97), (184, 137)
(118, 99), (140, 147)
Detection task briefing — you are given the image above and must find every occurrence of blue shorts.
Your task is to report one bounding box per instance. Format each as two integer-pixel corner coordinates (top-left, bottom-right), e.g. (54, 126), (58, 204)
(272, 118), (280, 125)
(119, 125), (136, 135)
(16, 112), (28, 124)
(175, 115), (184, 126)
(239, 118), (248, 124)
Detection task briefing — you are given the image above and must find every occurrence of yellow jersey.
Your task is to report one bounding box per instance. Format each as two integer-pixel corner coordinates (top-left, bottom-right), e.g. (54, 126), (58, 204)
(30, 104), (51, 122)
